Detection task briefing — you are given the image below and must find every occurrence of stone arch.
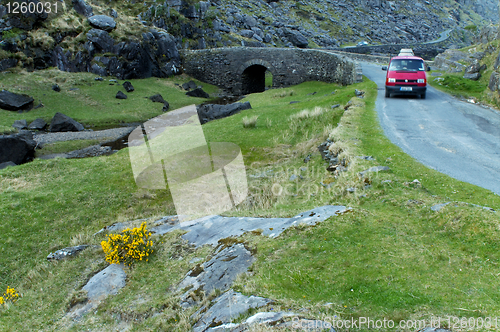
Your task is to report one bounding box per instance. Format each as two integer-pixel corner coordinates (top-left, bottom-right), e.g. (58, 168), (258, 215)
(238, 59), (274, 94)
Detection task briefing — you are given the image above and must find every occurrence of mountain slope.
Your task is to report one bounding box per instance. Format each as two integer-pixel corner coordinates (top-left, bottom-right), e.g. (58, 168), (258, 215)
(0, 0), (498, 78)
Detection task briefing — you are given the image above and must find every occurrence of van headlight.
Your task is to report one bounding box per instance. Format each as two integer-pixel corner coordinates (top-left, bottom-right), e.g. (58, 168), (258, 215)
(388, 78), (396, 83)
(417, 79), (425, 83)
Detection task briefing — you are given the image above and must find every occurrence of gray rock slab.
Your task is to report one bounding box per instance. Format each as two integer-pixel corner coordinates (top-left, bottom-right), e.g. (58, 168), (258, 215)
(206, 312), (296, 331)
(245, 311), (296, 325)
(278, 319), (336, 331)
(68, 264), (126, 320)
(193, 290), (273, 332)
(47, 245), (89, 260)
(431, 201), (496, 213)
(431, 202), (452, 211)
(153, 205), (348, 247)
(178, 244), (255, 304)
(359, 166), (390, 177)
(83, 264), (126, 302)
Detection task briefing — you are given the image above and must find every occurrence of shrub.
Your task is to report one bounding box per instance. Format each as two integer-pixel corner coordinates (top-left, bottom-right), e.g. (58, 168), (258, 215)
(0, 286), (20, 305)
(101, 222), (153, 266)
(242, 115), (258, 128)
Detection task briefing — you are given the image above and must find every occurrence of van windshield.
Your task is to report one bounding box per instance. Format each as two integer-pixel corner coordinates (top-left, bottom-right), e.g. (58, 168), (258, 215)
(389, 59), (424, 71)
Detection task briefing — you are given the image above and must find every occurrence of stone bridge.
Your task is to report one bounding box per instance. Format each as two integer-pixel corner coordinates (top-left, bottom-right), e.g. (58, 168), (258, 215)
(181, 47), (360, 95)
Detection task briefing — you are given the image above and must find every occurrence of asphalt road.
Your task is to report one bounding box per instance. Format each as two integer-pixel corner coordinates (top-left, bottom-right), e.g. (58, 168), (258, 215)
(362, 62), (500, 195)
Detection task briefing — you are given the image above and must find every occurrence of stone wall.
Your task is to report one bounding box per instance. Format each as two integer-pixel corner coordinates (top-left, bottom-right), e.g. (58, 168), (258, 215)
(328, 50), (435, 67)
(334, 41), (449, 61)
(181, 47), (358, 95)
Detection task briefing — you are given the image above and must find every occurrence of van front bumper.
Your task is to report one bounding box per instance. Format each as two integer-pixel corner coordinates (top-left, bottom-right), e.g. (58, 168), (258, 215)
(386, 85), (426, 96)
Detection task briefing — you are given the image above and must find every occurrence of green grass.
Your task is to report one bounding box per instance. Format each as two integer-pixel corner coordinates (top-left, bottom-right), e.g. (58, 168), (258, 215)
(0, 73), (499, 331)
(230, 78), (500, 330)
(428, 71), (488, 99)
(0, 69), (218, 129)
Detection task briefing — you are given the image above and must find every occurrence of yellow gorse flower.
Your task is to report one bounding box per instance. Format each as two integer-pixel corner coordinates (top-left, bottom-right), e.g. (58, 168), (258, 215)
(1, 286), (20, 305)
(101, 222), (153, 266)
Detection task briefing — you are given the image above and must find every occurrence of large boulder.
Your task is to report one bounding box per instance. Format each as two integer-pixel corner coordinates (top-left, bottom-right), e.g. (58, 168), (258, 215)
(464, 60), (481, 75)
(86, 29), (115, 53)
(0, 132), (36, 165)
(197, 102), (252, 124)
(283, 29), (308, 48)
(0, 90), (34, 111)
(186, 88), (209, 98)
(88, 15), (116, 32)
(240, 30), (254, 39)
(49, 112), (84, 132)
(72, 0), (93, 17)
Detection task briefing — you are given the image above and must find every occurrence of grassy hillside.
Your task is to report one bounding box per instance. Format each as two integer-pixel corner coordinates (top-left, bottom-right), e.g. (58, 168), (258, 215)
(0, 69), (218, 130)
(0, 70), (499, 331)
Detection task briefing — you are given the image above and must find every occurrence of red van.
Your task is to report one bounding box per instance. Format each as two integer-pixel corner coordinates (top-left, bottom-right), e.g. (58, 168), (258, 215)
(383, 55), (429, 99)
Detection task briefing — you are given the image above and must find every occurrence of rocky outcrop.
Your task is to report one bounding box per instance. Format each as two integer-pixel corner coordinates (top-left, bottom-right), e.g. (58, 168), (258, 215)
(0, 0), (497, 82)
(5, 0), (48, 30)
(192, 290), (273, 332)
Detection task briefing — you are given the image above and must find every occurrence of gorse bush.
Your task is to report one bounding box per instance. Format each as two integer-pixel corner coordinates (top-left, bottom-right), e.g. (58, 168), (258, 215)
(0, 286), (20, 305)
(101, 222), (153, 266)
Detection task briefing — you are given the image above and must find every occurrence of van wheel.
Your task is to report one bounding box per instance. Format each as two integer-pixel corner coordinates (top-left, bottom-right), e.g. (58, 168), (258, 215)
(421, 92), (426, 99)
(385, 89), (390, 98)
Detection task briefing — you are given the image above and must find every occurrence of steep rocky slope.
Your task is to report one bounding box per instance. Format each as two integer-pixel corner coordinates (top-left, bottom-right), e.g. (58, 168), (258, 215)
(0, 0), (498, 79)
